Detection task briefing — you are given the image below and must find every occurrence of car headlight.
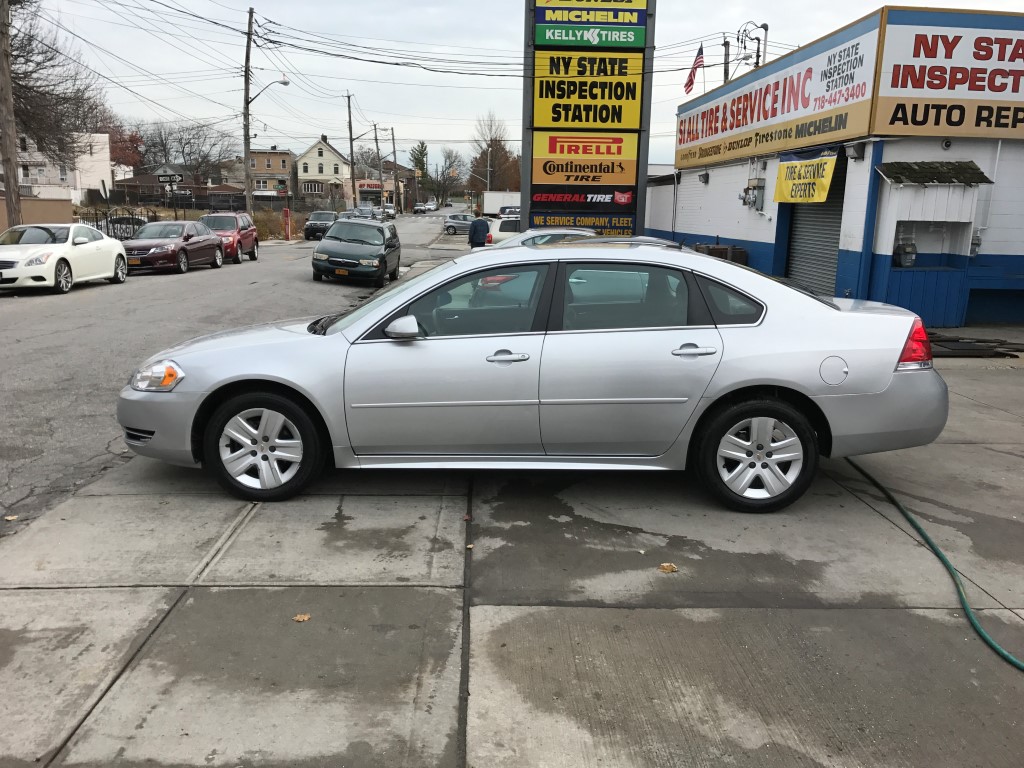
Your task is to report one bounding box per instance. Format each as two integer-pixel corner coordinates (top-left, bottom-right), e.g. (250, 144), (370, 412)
(131, 360), (185, 392)
(221, 236), (232, 244)
(312, 251), (327, 260)
(359, 258), (381, 266)
(23, 252), (53, 267)
(150, 245), (173, 254)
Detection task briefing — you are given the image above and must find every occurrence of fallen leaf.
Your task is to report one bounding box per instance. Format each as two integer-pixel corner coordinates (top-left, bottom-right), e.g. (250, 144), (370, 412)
(292, 613), (311, 622)
(466, 544), (474, 550)
(658, 563), (679, 574)
(463, 515), (472, 522)
(3, 516), (17, 522)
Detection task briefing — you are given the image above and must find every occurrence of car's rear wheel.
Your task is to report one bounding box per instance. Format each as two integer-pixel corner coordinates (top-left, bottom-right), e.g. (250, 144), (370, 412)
(176, 251), (189, 274)
(248, 241), (258, 261)
(446, 225), (457, 235)
(109, 255), (127, 284)
(211, 247), (223, 268)
(696, 399), (818, 513)
(203, 392), (323, 502)
(52, 259), (73, 294)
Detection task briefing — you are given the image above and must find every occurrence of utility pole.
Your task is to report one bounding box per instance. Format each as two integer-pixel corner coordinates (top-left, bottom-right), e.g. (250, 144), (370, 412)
(0, 0), (22, 227)
(373, 123), (385, 207)
(389, 128), (400, 212)
(346, 93), (356, 209)
(723, 38), (730, 84)
(486, 145), (491, 191)
(242, 6), (254, 214)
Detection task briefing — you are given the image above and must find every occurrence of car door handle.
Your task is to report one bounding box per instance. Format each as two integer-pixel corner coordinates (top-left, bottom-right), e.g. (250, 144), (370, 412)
(486, 351), (530, 363)
(672, 344), (718, 357)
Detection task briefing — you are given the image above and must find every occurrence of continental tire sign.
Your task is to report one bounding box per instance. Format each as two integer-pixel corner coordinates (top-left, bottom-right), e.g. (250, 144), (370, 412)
(532, 131), (638, 185)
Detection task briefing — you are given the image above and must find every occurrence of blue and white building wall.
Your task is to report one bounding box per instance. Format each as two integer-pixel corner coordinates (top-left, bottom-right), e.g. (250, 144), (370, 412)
(650, 6), (1024, 326)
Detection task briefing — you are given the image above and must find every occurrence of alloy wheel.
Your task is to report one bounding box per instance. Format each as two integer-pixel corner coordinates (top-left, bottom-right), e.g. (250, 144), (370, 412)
(715, 416), (804, 500)
(218, 407), (304, 491)
(112, 256), (127, 283)
(177, 252), (189, 273)
(54, 261), (72, 293)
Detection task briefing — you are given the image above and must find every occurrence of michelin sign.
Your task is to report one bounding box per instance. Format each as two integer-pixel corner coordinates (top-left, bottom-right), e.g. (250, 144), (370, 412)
(535, 2), (647, 48)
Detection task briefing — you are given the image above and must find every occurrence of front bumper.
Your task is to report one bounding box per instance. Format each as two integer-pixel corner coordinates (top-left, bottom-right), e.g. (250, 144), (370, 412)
(126, 251), (178, 270)
(117, 385), (205, 467)
(0, 263), (52, 289)
(312, 258), (384, 281)
(816, 368), (949, 458)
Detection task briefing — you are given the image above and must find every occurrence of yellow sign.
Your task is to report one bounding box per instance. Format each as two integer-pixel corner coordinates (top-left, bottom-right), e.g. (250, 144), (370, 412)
(774, 150), (838, 203)
(532, 131), (638, 186)
(537, 0), (647, 8)
(534, 51), (643, 129)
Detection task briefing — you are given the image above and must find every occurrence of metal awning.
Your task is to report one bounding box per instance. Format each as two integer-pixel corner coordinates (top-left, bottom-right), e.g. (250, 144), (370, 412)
(876, 161), (993, 186)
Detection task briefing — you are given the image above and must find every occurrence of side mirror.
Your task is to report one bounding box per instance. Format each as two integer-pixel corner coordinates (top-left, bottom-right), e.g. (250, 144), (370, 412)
(73, 236), (89, 246)
(182, 233), (192, 242)
(384, 315), (422, 340)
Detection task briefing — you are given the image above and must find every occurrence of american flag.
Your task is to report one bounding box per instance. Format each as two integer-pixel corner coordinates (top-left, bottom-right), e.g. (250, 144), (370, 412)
(684, 44), (705, 95)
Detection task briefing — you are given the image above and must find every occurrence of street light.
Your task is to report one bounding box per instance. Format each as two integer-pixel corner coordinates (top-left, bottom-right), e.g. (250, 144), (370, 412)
(243, 74), (289, 214)
(737, 21), (769, 67)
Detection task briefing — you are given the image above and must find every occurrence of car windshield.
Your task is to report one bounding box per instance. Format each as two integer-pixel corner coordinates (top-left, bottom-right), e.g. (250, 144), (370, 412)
(199, 216), (237, 230)
(0, 226), (70, 245)
(134, 223), (184, 239)
(309, 212), (335, 222)
(324, 221), (384, 246)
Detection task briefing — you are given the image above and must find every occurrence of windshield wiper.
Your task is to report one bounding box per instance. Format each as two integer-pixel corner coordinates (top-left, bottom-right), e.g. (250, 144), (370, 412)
(307, 310), (351, 335)
(323, 235), (342, 241)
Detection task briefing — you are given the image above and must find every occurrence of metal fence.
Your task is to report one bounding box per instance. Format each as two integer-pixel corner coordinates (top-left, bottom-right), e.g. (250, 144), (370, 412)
(77, 207), (160, 240)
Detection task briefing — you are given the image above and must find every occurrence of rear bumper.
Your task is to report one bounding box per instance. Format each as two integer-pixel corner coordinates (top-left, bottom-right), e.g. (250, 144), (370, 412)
(815, 368), (949, 458)
(116, 386), (204, 467)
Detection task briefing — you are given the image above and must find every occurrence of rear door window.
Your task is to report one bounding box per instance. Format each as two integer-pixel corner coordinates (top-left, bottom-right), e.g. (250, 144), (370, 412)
(695, 276), (765, 325)
(559, 263), (699, 331)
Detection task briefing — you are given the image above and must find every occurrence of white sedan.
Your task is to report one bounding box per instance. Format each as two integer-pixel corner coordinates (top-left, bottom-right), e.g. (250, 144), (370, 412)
(0, 223), (127, 294)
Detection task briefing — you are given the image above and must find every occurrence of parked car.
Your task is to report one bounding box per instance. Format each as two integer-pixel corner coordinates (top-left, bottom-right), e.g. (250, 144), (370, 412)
(0, 223), (127, 294)
(491, 227), (598, 249)
(383, 204), (397, 219)
(443, 213), (474, 235)
(371, 206), (385, 220)
(424, 201), (437, 212)
(310, 219), (401, 288)
(303, 211), (337, 240)
(122, 221), (224, 273)
(198, 212), (259, 263)
(485, 216), (521, 245)
(413, 202), (427, 214)
(117, 243), (948, 512)
(353, 206), (374, 219)
(498, 205), (521, 219)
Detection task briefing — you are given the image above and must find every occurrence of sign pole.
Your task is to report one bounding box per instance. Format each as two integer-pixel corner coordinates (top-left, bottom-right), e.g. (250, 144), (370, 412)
(635, 0), (656, 237)
(520, 1), (536, 232)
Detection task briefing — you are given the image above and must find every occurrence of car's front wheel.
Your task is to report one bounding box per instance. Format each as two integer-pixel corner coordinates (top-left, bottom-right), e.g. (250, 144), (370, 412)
(446, 225), (457, 235)
(211, 247), (223, 268)
(312, 272), (323, 282)
(109, 255), (127, 284)
(203, 392), (323, 502)
(389, 258), (400, 281)
(696, 399), (818, 513)
(176, 251), (189, 274)
(52, 259), (73, 294)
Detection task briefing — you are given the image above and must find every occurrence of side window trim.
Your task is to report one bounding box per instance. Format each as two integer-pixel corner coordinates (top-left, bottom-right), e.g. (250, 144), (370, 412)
(360, 262), (556, 342)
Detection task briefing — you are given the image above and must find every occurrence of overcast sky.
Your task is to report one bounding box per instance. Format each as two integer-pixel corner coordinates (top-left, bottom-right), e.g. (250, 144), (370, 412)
(39, 0), (1024, 167)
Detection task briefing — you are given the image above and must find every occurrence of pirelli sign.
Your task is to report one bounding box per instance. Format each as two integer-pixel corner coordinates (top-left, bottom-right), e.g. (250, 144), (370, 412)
(524, 0), (655, 236)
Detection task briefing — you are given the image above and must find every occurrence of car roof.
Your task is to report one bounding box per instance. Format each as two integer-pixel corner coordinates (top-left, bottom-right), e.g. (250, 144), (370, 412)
(331, 218), (383, 228)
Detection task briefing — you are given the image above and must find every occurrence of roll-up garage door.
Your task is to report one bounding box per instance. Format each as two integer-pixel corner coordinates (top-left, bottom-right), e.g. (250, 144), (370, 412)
(786, 154), (847, 296)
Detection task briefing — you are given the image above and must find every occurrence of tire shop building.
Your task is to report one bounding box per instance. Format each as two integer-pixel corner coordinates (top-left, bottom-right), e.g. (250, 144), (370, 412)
(646, 7), (1024, 326)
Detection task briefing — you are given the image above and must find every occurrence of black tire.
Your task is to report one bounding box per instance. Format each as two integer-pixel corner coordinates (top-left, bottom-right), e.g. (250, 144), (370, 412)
(312, 272), (323, 282)
(176, 251), (189, 274)
(211, 247), (223, 269)
(109, 255), (127, 284)
(374, 262), (386, 288)
(203, 391), (323, 502)
(231, 247), (243, 265)
(52, 259), (73, 294)
(388, 259), (400, 281)
(695, 399), (818, 514)
(248, 240), (258, 261)
(445, 225), (457, 235)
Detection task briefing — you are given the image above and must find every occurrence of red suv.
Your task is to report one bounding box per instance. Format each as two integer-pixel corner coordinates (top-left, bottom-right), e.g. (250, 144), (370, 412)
(197, 212), (259, 264)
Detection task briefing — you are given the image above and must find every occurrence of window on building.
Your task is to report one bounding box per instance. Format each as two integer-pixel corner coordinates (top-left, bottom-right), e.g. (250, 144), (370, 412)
(302, 181), (324, 194)
(21, 164), (29, 179)
(317, 147), (324, 157)
(250, 158), (256, 168)
(281, 158), (287, 169)
(19, 136), (27, 152)
(334, 164), (339, 175)
(302, 163), (308, 173)
(318, 163), (324, 174)
(59, 165), (68, 182)
(265, 158), (271, 169)
(255, 179), (269, 190)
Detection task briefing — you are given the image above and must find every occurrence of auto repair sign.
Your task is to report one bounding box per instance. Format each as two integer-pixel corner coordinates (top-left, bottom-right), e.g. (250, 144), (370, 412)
(535, 0), (647, 48)
(530, 186), (637, 213)
(773, 149), (839, 203)
(874, 8), (1024, 138)
(532, 131), (638, 186)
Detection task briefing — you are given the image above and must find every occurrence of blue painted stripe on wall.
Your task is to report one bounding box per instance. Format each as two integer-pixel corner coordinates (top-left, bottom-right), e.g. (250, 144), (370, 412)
(886, 9), (1024, 30)
(968, 253), (1024, 289)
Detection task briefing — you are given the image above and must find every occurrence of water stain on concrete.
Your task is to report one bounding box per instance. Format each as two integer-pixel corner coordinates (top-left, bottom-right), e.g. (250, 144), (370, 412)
(317, 502), (415, 554)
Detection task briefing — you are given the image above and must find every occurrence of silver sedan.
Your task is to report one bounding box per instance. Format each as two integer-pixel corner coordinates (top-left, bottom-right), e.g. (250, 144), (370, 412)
(117, 244), (948, 512)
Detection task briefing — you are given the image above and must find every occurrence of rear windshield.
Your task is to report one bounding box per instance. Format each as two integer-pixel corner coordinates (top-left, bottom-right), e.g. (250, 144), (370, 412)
(325, 221), (384, 246)
(134, 223), (184, 239)
(199, 216), (238, 230)
(0, 226), (69, 245)
(309, 212), (335, 222)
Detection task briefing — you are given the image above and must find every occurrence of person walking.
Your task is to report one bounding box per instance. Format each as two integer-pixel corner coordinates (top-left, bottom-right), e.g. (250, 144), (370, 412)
(468, 209), (489, 249)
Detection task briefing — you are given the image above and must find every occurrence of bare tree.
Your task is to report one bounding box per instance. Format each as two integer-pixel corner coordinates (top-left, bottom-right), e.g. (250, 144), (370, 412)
(352, 144), (379, 178)
(467, 111), (519, 192)
(429, 147), (464, 207)
(135, 120), (176, 170)
(174, 122), (237, 185)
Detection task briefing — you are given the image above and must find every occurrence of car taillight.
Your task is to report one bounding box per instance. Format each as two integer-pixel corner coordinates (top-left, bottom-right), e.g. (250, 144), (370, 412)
(897, 316), (932, 370)
(486, 233), (493, 244)
(480, 274), (518, 290)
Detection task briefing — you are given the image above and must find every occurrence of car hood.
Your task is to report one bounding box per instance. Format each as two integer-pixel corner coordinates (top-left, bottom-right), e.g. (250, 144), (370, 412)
(206, 228), (237, 236)
(123, 238), (180, 250)
(146, 318), (321, 364)
(0, 243), (61, 260)
(315, 239), (383, 258)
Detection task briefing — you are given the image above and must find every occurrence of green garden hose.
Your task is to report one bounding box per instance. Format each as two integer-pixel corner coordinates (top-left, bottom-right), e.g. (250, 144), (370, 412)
(846, 458), (1024, 672)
